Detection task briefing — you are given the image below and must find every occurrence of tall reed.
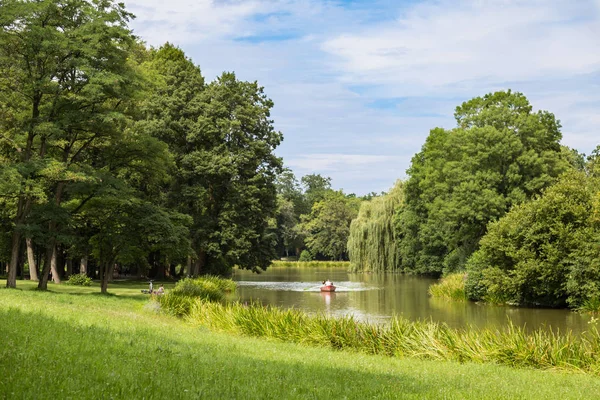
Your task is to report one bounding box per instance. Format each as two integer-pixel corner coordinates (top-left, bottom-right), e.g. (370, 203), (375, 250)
(429, 273), (467, 301)
(157, 276), (236, 317)
(186, 300), (600, 375)
(270, 261), (350, 268)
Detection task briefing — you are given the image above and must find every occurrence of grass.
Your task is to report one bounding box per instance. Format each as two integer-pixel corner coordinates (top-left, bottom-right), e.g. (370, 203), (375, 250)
(578, 297), (600, 314)
(271, 260), (351, 268)
(156, 276), (236, 316)
(1, 280), (600, 399)
(183, 300), (600, 375)
(428, 273), (467, 301)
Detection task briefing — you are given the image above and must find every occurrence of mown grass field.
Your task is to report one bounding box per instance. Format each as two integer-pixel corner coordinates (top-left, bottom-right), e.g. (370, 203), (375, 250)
(1, 280), (600, 399)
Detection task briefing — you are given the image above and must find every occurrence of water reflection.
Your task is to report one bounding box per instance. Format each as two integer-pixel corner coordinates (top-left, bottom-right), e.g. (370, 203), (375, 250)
(233, 266), (594, 334)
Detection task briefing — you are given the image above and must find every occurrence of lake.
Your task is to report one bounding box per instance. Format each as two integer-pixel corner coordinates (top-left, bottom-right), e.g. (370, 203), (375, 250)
(233, 266), (593, 334)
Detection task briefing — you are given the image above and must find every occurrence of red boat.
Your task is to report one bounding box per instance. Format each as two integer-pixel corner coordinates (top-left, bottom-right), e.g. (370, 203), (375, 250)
(320, 285), (336, 292)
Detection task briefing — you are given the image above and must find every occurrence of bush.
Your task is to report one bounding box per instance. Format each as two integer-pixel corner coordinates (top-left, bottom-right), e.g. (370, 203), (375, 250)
(298, 250), (313, 262)
(466, 171), (600, 308)
(65, 274), (92, 287)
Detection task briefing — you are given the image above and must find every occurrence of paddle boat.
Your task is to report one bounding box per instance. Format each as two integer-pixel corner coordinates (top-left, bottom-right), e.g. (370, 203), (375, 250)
(320, 284), (336, 292)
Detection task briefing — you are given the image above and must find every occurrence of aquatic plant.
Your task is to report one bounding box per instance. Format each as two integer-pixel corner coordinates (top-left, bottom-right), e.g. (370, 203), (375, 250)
(270, 260), (350, 268)
(428, 273), (467, 301)
(157, 276), (236, 316)
(185, 300), (600, 375)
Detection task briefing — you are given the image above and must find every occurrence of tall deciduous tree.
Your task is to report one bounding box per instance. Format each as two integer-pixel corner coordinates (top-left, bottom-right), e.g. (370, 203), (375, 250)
(139, 45), (283, 275)
(348, 181), (403, 272)
(300, 191), (360, 261)
(396, 91), (570, 276)
(0, 0), (139, 288)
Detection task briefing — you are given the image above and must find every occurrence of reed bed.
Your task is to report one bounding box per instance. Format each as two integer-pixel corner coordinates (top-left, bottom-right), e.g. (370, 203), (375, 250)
(181, 300), (600, 375)
(429, 273), (468, 301)
(156, 276), (236, 317)
(271, 260), (351, 268)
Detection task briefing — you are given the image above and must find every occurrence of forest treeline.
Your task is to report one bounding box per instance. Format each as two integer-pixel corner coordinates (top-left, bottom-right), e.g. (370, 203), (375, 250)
(0, 0), (371, 292)
(348, 91), (600, 309)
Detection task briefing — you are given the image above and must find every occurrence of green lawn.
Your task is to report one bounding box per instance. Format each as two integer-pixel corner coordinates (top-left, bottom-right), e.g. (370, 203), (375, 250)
(1, 280), (599, 399)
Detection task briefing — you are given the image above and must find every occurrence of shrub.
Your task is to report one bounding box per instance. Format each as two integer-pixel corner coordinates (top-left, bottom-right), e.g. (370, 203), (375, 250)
(466, 171), (600, 308)
(65, 274), (93, 287)
(298, 250), (313, 262)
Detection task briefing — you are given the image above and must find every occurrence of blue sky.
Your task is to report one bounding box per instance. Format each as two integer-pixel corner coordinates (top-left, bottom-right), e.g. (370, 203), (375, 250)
(125, 0), (600, 195)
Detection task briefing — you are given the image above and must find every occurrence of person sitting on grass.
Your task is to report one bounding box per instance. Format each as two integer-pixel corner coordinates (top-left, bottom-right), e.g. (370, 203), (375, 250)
(156, 284), (165, 295)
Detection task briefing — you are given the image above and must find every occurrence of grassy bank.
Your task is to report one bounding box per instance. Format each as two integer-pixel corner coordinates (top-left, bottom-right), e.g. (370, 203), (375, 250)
(2, 281), (600, 399)
(271, 260), (350, 268)
(182, 300), (600, 375)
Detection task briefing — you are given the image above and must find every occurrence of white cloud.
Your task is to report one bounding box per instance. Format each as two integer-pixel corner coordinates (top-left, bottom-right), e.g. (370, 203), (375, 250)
(322, 0), (600, 88)
(286, 154), (396, 172)
(126, 0), (273, 44)
(122, 0), (600, 194)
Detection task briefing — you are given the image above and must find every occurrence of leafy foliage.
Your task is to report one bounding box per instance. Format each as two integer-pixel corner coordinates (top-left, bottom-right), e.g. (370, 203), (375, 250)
(298, 250), (313, 262)
(396, 90), (570, 275)
(466, 170), (600, 307)
(65, 274), (92, 287)
(348, 181), (403, 272)
(299, 191), (360, 260)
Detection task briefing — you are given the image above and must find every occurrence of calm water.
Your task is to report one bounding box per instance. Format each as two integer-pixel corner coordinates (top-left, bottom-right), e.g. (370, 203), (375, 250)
(233, 266), (594, 334)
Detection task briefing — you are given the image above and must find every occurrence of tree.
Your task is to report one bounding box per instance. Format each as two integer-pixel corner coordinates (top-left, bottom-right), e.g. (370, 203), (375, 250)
(300, 191), (360, 260)
(138, 46), (283, 275)
(301, 174), (332, 209)
(0, 0), (139, 288)
(348, 181), (403, 272)
(275, 196), (300, 258)
(465, 170), (600, 308)
(396, 90), (570, 276)
(85, 194), (190, 294)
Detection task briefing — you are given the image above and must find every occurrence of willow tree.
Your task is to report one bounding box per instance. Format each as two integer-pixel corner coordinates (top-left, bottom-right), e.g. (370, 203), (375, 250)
(348, 181), (404, 272)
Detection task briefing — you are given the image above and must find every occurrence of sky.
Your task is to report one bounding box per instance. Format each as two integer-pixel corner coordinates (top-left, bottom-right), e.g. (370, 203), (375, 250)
(125, 0), (600, 195)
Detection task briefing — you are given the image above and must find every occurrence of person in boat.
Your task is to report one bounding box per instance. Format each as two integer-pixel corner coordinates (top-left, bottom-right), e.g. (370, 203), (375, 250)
(325, 279), (333, 286)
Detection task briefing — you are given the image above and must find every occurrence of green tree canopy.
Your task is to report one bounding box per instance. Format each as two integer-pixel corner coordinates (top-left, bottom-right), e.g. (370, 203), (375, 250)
(396, 90), (570, 276)
(0, 0), (142, 288)
(300, 191), (360, 261)
(465, 170), (600, 308)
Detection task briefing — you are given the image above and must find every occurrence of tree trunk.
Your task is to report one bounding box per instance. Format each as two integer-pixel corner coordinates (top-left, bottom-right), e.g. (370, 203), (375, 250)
(186, 256), (192, 278)
(38, 245), (54, 290)
(192, 250), (206, 277)
(26, 238), (38, 281)
(100, 262), (111, 294)
(66, 258), (73, 278)
(80, 256), (88, 275)
(50, 247), (61, 284)
(6, 231), (20, 288)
